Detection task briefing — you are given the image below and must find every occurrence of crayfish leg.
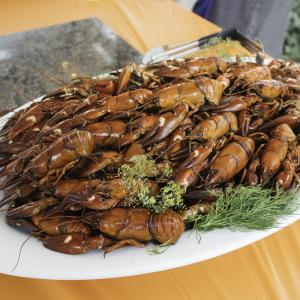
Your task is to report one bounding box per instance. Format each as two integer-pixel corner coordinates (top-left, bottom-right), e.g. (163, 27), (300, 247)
(103, 239), (144, 255)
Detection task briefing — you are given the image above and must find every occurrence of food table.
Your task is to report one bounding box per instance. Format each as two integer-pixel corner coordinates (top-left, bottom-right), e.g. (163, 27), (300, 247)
(1, 0), (300, 299)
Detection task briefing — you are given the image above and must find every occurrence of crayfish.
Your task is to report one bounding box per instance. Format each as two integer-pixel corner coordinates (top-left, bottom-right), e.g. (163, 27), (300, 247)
(2, 56), (300, 255)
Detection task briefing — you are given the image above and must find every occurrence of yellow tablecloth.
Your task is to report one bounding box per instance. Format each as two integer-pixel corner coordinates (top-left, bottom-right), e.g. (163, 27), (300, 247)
(1, 1), (300, 299)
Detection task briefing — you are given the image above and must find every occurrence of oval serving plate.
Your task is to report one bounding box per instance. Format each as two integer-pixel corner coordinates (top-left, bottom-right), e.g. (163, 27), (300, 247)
(0, 201), (300, 280)
(0, 96), (299, 280)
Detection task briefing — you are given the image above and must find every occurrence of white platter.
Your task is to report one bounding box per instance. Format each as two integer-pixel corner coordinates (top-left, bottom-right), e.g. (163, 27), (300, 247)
(0, 99), (300, 280)
(1, 201), (300, 280)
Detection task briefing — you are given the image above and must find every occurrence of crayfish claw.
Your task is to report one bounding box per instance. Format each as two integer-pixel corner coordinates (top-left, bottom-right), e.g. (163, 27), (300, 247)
(42, 233), (112, 255)
(6, 216), (38, 232)
(65, 191), (120, 210)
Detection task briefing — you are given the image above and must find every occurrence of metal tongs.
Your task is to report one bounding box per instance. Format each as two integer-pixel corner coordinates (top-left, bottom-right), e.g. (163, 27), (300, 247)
(143, 28), (264, 64)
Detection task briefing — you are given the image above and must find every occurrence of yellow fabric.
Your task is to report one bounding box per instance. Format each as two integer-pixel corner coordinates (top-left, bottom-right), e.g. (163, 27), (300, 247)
(0, 0), (220, 53)
(1, 1), (300, 299)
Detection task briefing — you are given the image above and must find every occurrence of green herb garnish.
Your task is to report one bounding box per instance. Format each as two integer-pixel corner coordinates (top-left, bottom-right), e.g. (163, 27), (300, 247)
(147, 240), (171, 255)
(156, 182), (186, 213)
(190, 185), (298, 231)
(120, 155), (157, 179)
(162, 163), (173, 178)
(119, 155), (185, 213)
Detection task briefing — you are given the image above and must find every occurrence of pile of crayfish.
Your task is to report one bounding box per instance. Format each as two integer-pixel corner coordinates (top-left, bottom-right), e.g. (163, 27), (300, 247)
(0, 56), (300, 255)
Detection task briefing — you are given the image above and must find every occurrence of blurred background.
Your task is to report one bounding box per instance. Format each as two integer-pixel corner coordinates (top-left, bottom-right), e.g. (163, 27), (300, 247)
(282, 0), (300, 61)
(177, 0), (300, 62)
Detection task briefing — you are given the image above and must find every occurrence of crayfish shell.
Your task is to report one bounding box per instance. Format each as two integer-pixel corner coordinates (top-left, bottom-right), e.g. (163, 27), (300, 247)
(150, 210), (185, 244)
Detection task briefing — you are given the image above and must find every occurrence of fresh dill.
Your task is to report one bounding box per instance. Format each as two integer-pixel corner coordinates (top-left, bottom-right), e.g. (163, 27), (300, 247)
(162, 163), (173, 178)
(119, 155), (185, 213)
(190, 185), (299, 231)
(120, 155), (157, 179)
(155, 182), (186, 213)
(147, 240), (171, 255)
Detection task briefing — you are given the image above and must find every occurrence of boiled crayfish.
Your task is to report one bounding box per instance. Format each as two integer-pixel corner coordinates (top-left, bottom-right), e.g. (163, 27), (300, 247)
(1, 56), (300, 255)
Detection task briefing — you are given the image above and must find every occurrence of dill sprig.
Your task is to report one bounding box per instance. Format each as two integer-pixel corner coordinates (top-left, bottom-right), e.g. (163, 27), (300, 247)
(119, 155), (185, 213)
(153, 181), (186, 213)
(120, 155), (157, 179)
(191, 185), (299, 231)
(162, 163), (173, 178)
(147, 241), (171, 255)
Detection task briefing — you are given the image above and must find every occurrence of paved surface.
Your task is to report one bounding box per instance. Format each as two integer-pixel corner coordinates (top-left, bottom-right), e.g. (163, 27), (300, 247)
(0, 18), (142, 109)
